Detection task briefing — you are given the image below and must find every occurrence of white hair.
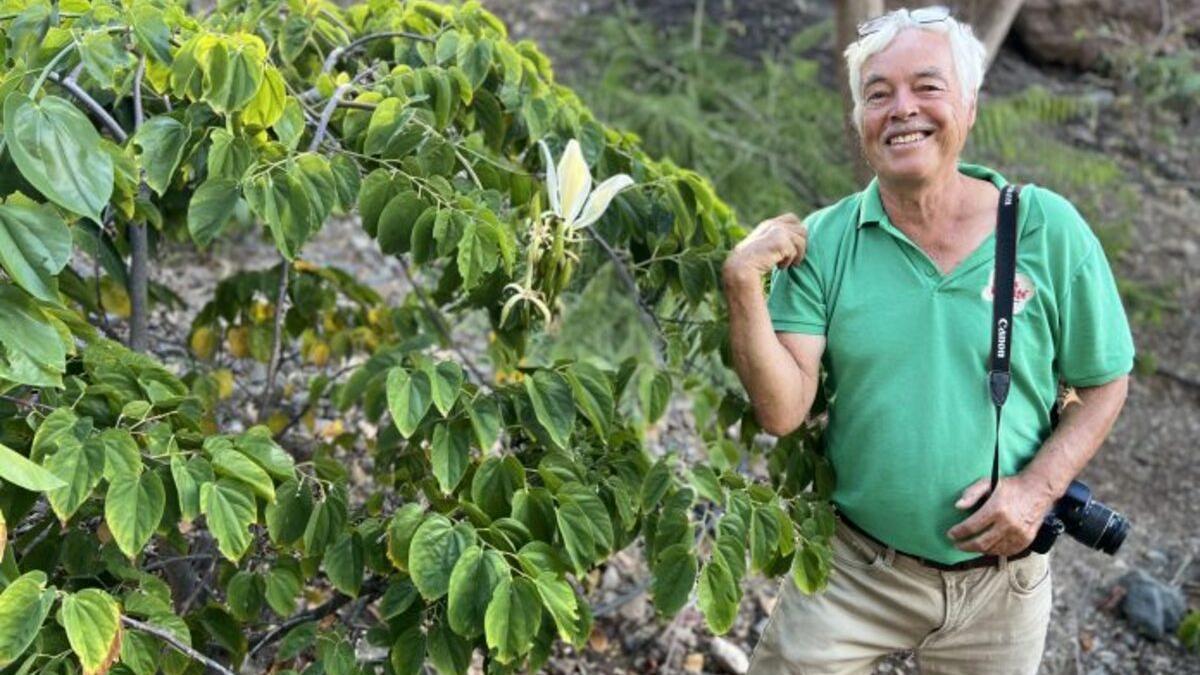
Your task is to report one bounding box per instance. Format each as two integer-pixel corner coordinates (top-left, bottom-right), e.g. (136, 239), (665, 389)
(843, 7), (988, 133)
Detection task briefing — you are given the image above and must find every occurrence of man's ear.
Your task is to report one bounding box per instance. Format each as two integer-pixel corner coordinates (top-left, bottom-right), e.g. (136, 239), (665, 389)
(966, 95), (978, 129)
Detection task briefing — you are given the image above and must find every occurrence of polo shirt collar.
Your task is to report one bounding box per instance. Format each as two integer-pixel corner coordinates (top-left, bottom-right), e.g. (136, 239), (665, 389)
(856, 163), (1011, 230)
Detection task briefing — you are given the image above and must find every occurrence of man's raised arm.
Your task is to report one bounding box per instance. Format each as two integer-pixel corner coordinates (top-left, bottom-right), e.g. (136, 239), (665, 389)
(721, 213), (826, 437)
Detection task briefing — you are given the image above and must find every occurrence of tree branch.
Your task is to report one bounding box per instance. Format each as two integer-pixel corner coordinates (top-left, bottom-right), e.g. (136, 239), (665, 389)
(247, 580), (385, 659)
(582, 224), (667, 354)
(122, 617), (237, 675)
(128, 56), (150, 353)
(47, 72), (128, 143)
(259, 262), (291, 422)
(395, 256), (490, 388)
(322, 31), (436, 75)
(308, 83), (352, 153)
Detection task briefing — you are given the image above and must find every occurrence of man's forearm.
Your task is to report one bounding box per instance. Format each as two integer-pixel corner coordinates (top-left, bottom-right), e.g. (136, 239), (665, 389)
(1017, 375), (1130, 502)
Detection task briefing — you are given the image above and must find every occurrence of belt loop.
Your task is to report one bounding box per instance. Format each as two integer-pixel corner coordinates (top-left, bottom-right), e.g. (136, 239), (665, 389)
(998, 554), (1009, 572)
(883, 546), (896, 567)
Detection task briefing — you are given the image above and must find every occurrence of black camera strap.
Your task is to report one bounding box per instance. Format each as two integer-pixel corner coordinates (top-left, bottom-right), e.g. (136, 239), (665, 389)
(985, 184), (1020, 501)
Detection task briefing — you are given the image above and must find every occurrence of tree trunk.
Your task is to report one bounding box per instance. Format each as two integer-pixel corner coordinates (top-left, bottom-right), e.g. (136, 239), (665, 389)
(835, 0), (885, 186)
(954, 0), (1026, 70)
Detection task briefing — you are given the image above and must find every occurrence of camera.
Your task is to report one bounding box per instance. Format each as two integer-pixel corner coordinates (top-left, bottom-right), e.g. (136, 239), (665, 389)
(1028, 480), (1129, 555)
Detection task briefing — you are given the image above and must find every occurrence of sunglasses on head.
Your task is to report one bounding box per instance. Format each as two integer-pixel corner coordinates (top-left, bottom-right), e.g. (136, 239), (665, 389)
(856, 5), (952, 38)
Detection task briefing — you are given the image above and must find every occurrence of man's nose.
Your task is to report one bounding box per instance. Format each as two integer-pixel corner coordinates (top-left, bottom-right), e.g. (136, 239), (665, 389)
(889, 88), (919, 120)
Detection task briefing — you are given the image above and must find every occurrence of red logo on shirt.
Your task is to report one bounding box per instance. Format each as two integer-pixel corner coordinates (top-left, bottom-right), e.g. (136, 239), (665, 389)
(982, 271), (1036, 314)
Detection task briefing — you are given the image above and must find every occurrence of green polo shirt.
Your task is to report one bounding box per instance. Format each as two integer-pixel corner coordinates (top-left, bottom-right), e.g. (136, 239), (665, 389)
(766, 163), (1135, 564)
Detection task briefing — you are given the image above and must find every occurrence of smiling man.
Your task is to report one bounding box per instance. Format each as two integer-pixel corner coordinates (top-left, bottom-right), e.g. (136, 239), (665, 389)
(721, 6), (1134, 674)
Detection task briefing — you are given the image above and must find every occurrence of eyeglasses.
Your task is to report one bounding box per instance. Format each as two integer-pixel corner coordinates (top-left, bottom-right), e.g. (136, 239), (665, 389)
(856, 5), (952, 38)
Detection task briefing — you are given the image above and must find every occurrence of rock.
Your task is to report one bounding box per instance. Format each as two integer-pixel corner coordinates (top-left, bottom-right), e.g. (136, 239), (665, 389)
(1013, 0), (1200, 69)
(1117, 570), (1188, 640)
(601, 564), (623, 590)
(683, 652), (705, 672)
(710, 637), (750, 674)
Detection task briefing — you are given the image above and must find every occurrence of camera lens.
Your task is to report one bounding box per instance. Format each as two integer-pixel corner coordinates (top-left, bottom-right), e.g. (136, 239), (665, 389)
(1070, 500), (1129, 555)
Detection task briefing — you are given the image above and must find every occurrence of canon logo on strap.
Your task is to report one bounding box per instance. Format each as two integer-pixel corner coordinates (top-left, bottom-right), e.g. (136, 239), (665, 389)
(996, 317), (1009, 359)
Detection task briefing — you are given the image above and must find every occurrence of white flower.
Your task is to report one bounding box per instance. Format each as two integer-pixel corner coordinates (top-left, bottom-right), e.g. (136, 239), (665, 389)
(538, 138), (634, 230)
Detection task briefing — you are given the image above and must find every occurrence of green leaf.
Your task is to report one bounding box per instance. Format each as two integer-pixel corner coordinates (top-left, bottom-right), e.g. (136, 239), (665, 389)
(211, 446), (275, 503)
(465, 394), (502, 453)
(187, 179), (240, 247)
(0, 572), (56, 668)
(100, 428), (141, 480)
(265, 478), (312, 545)
(447, 545), (510, 638)
(377, 190), (426, 256)
(105, 470), (165, 558)
(234, 426), (295, 480)
(791, 540), (831, 595)
(329, 154), (361, 213)
(484, 578), (542, 664)
(133, 117), (189, 196)
(200, 479), (257, 562)
(118, 629), (158, 675)
(45, 436), (105, 522)
(2, 93), (114, 223)
(201, 36), (267, 113)
(206, 129), (255, 180)
(651, 544), (697, 618)
(426, 620), (472, 675)
(431, 420), (471, 494)
(225, 571), (263, 622)
(79, 31), (135, 89)
(129, 1), (172, 64)
(302, 487), (347, 558)
(523, 370), (575, 451)
(697, 556), (741, 635)
(0, 203), (71, 302)
(455, 216), (500, 291)
(386, 367), (432, 438)
(425, 361), (463, 415)
(470, 456), (524, 520)
(385, 503), (425, 572)
(170, 454), (212, 524)
(273, 98), (306, 150)
(324, 531), (364, 596)
(0, 441), (65, 492)
(554, 499), (594, 575)
(750, 505), (783, 573)
(639, 369), (672, 425)
(456, 35), (494, 90)
(244, 166), (316, 260)
(532, 573), (580, 645)
(389, 626), (426, 675)
(265, 560), (303, 616)
(0, 286), (65, 387)
(408, 514), (473, 601)
(363, 99), (420, 158)
(564, 363), (613, 438)
(243, 68), (286, 129)
(640, 458), (672, 510)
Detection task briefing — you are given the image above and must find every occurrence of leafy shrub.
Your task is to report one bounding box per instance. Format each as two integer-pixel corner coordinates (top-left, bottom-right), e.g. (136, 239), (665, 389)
(0, 1), (834, 673)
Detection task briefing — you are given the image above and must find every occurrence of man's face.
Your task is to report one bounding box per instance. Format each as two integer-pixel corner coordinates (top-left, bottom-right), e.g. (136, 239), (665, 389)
(858, 29), (975, 185)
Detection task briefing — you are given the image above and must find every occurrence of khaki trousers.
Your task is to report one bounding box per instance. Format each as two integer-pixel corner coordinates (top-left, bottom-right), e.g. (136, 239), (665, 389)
(748, 519), (1053, 674)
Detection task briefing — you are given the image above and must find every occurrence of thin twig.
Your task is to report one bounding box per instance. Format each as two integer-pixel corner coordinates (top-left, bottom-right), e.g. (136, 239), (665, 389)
(248, 580), (385, 659)
(122, 617), (236, 675)
(395, 257), (490, 387)
(582, 224), (667, 354)
(1156, 366), (1200, 392)
(259, 262), (291, 422)
(47, 72), (128, 142)
(321, 31), (435, 74)
(141, 553), (216, 572)
(0, 394), (55, 413)
(308, 83), (351, 153)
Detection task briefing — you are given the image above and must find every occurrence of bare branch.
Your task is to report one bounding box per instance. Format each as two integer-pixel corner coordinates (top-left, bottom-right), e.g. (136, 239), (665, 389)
(259, 262), (292, 421)
(322, 31), (436, 75)
(47, 72), (128, 143)
(128, 56), (150, 353)
(582, 224), (667, 356)
(395, 257), (490, 387)
(248, 580), (385, 659)
(122, 617), (237, 675)
(309, 83), (352, 153)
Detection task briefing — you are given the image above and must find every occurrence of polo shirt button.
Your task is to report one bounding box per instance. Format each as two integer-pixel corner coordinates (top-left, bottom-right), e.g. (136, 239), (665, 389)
(926, 268), (937, 277)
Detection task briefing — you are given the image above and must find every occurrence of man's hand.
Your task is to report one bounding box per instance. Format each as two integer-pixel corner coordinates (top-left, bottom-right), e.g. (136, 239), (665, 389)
(722, 213), (808, 287)
(946, 474), (1057, 556)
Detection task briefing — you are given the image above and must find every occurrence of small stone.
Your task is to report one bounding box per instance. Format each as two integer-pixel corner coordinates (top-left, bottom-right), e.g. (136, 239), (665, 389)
(1079, 631), (1094, 653)
(1117, 570), (1187, 640)
(588, 627), (610, 653)
(683, 653), (705, 672)
(710, 636), (750, 674)
(601, 565), (622, 590)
